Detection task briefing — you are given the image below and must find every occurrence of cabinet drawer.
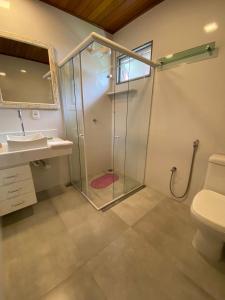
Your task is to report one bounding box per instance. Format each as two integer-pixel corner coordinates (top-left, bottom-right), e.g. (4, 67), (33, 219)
(0, 179), (35, 202)
(0, 165), (32, 186)
(0, 192), (37, 216)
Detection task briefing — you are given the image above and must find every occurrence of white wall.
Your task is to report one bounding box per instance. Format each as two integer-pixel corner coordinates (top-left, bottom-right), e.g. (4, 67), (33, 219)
(0, 0), (108, 191)
(114, 0), (225, 204)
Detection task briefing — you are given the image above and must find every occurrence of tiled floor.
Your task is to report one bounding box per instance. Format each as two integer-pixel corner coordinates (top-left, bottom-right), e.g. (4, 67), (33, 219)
(2, 186), (225, 300)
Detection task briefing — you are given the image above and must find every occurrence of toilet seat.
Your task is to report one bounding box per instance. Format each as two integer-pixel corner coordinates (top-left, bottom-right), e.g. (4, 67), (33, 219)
(191, 189), (225, 234)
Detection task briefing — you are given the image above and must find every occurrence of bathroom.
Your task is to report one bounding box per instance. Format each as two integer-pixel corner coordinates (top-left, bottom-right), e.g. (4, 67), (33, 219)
(0, 0), (225, 299)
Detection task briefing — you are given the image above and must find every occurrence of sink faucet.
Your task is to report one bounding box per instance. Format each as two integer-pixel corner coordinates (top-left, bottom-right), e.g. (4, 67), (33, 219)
(17, 109), (25, 136)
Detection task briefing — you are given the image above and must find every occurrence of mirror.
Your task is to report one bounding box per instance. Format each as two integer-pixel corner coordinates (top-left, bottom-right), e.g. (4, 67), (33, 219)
(0, 32), (59, 109)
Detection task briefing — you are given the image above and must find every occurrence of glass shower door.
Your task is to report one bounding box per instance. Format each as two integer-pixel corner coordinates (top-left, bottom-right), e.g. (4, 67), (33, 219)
(80, 42), (113, 208)
(124, 62), (154, 193)
(112, 55), (154, 198)
(60, 55), (88, 193)
(72, 54), (88, 194)
(60, 59), (82, 190)
(112, 50), (129, 199)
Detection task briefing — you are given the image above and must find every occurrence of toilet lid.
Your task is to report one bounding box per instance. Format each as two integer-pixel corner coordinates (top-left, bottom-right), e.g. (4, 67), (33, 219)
(191, 189), (225, 233)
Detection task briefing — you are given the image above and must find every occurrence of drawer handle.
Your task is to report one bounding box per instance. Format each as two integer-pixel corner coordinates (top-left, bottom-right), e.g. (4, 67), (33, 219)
(8, 188), (21, 194)
(4, 175), (17, 179)
(3, 174), (18, 185)
(11, 201), (25, 207)
(7, 188), (21, 199)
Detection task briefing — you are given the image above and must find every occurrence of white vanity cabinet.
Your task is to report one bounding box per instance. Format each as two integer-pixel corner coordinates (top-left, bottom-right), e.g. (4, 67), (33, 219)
(0, 165), (37, 216)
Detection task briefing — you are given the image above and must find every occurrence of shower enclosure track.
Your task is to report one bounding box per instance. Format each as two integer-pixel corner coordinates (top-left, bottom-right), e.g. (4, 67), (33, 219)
(75, 183), (146, 211)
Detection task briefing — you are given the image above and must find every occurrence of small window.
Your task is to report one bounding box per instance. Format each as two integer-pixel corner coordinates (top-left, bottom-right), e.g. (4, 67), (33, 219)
(116, 41), (152, 84)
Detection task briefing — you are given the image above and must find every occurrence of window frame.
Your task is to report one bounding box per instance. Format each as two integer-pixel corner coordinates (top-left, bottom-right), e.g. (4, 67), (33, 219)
(116, 41), (153, 85)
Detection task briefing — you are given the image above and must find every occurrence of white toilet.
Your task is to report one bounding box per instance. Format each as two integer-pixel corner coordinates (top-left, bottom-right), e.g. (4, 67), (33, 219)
(191, 154), (225, 261)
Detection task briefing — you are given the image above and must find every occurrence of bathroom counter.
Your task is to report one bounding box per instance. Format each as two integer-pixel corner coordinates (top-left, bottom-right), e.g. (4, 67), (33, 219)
(0, 138), (73, 169)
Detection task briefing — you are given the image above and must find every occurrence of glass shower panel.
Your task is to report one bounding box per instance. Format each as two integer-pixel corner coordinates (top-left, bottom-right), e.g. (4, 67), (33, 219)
(80, 42), (112, 208)
(60, 59), (82, 190)
(124, 62), (154, 193)
(112, 50), (129, 199)
(60, 36), (154, 210)
(72, 55), (88, 194)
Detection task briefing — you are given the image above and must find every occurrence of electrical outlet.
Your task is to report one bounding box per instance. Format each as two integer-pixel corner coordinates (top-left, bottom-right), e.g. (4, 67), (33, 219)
(31, 110), (40, 120)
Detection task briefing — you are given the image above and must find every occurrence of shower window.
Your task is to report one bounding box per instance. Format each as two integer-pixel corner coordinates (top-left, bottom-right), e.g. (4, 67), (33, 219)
(116, 41), (152, 84)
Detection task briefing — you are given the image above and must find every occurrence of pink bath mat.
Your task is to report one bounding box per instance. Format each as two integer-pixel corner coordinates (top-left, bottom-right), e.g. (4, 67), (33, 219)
(90, 174), (119, 189)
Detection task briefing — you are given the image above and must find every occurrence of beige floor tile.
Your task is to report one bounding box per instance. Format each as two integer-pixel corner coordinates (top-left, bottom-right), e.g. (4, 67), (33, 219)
(2, 198), (84, 300)
(51, 187), (97, 232)
(86, 228), (213, 300)
(41, 266), (106, 300)
(111, 188), (162, 225)
(137, 186), (167, 201)
(69, 209), (128, 262)
(2, 186), (224, 300)
(134, 199), (225, 300)
(52, 187), (128, 262)
(86, 228), (170, 300)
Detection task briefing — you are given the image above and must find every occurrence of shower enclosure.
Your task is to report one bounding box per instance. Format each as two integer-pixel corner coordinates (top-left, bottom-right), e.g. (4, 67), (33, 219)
(60, 33), (157, 210)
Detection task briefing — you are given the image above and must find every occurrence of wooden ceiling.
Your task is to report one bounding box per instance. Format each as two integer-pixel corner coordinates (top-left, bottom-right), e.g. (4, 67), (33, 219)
(0, 37), (49, 64)
(40, 0), (164, 34)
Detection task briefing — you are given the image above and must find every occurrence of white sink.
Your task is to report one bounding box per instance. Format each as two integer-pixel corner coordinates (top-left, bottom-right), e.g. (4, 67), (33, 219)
(7, 133), (48, 151)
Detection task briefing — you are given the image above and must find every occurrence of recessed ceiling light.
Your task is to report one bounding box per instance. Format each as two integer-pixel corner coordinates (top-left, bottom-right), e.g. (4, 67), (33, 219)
(20, 69), (27, 73)
(204, 22), (218, 33)
(0, 72), (6, 76)
(0, 0), (10, 9)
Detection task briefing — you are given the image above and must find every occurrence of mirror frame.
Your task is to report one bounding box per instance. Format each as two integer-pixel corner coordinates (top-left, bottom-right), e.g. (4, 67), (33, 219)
(0, 31), (60, 110)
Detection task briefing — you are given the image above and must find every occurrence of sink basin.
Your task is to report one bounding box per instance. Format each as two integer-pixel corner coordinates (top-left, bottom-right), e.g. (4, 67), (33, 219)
(7, 133), (48, 151)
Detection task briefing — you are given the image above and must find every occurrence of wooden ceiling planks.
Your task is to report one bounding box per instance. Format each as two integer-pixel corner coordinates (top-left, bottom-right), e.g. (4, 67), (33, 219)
(40, 0), (164, 33)
(0, 37), (49, 64)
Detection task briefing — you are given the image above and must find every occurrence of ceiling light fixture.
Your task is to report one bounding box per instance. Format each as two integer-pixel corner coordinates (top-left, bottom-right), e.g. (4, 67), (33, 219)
(204, 22), (218, 33)
(20, 69), (27, 73)
(0, 72), (6, 76)
(0, 0), (10, 9)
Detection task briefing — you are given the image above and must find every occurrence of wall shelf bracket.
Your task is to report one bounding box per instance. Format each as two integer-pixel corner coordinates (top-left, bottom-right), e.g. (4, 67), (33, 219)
(157, 42), (216, 68)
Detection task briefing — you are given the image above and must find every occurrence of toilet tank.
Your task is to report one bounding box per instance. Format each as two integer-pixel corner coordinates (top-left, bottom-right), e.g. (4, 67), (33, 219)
(204, 154), (225, 195)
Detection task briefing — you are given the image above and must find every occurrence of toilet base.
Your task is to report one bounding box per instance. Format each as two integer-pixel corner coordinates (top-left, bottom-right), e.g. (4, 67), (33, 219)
(192, 229), (224, 261)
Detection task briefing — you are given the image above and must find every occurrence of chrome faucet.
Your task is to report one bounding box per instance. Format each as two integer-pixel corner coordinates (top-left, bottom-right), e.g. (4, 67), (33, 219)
(17, 109), (25, 136)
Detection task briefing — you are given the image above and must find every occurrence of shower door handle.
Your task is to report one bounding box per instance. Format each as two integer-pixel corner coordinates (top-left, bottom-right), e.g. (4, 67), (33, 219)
(79, 133), (84, 137)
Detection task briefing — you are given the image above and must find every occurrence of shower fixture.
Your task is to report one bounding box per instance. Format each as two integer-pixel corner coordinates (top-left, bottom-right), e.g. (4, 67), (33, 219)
(169, 139), (199, 201)
(86, 44), (111, 57)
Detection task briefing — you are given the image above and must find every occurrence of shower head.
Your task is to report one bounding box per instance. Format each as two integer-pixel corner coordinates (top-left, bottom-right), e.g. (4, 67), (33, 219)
(86, 44), (111, 56)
